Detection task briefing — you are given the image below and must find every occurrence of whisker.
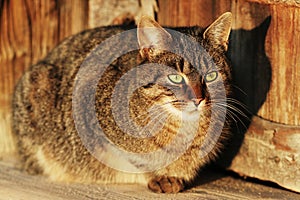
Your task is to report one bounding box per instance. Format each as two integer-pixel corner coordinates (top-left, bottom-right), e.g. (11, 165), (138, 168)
(206, 96), (251, 128)
(145, 108), (169, 127)
(210, 98), (251, 117)
(225, 98), (252, 114)
(214, 102), (249, 120)
(232, 84), (248, 96)
(130, 104), (169, 123)
(142, 112), (172, 137)
(211, 102), (249, 129)
(118, 103), (171, 132)
(113, 109), (160, 131)
(213, 97), (248, 109)
(209, 103), (248, 129)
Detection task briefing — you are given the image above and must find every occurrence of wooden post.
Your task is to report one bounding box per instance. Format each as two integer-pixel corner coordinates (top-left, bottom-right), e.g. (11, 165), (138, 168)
(227, 0), (300, 192)
(256, 3), (300, 126)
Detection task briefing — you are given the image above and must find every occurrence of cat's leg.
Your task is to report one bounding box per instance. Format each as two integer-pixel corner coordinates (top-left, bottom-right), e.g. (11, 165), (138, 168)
(17, 141), (44, 174)
(147, 150), (204, 193)
(148, 175), (185, 193)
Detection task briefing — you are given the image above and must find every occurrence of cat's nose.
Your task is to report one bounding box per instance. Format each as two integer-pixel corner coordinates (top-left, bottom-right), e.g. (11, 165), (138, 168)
(192, 98), (203, 106)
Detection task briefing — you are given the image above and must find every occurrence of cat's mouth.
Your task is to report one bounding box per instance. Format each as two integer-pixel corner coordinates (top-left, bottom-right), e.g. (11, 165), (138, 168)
(172, 99), (206, 110)
(164, 99), (207, 120)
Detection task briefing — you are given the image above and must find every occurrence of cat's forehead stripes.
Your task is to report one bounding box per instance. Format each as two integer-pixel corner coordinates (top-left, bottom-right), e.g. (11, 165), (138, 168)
(180, 73), (190, 84)
(182, 61), (192, 74)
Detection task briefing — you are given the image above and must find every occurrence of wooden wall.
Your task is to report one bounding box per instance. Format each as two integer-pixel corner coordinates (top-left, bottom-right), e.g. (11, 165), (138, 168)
(0, 0), (146, 113)
(0, 0), (299, 192)
(0, 0), (156, 157)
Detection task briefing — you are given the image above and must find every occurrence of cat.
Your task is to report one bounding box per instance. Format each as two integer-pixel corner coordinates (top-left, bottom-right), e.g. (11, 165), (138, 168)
(12, 12), (232, 193)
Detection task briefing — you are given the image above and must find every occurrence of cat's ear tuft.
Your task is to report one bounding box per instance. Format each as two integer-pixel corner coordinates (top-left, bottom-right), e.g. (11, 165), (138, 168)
(137, 16), (172, 58)
(203, 12), (232, 51)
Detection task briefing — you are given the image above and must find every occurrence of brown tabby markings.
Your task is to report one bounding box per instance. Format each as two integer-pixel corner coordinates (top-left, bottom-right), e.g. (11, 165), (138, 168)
(12, 13), (232, 193)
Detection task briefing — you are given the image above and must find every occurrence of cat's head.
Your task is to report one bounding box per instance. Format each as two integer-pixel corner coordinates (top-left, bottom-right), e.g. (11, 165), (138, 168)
(134, 13), (232, 121)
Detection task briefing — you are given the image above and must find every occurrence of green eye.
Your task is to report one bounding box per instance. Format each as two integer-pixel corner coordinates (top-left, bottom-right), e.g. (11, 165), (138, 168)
(167, 74), (184, 84)
(205, 71), (218, 82)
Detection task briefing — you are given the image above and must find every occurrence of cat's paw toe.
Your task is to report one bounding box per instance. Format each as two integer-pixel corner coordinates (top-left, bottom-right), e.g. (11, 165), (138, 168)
(148, 176), (184, 193)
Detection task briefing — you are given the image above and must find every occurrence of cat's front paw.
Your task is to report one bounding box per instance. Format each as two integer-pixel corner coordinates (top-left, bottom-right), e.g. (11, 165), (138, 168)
(148, 176), (185, 193)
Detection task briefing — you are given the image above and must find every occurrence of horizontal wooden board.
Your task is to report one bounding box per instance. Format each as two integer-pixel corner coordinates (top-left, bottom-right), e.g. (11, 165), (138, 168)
(224, 116), (300, 192)
(0, 161), (299, 200)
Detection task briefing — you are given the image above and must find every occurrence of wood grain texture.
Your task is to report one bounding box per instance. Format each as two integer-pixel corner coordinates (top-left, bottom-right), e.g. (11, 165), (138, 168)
(88, 0), (139, 27)
(257, 4), (300, 125)
(0, 161), (299, 200)
(248, 0), (300, 8)
(0, 0), (89, 158)
(157, 0), (231, 27)
(228, 116), (300, 192)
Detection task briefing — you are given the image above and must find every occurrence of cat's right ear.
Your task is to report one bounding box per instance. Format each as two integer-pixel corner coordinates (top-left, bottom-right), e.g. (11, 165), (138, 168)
(137, 16), (172, 59)
(203, 12), (232, 51)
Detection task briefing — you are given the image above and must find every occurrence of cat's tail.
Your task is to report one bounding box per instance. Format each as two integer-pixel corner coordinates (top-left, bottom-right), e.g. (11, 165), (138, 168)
(0, 109), (17, 163)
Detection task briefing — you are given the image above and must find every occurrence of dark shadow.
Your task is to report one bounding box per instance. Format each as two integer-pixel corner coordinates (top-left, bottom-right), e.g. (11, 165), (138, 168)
(230, 16), (272, 115)
(185, 166), (228, 189)
(0, 0), (4, 23)
(219, 16), (272, 168)
(193, 16), (272, 187)
(187, 166), (294, 193)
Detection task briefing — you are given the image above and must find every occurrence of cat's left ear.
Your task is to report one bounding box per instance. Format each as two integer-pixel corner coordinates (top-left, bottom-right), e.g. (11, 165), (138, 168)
(137, 16), (172, 58)
(203, 12), (232, 51)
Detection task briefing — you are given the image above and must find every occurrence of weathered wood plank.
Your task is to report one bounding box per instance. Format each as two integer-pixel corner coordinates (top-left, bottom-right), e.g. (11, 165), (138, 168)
(157, 0), (231, 27)
(227, 116), (300, 192)
(0, 161), (299, 200)
(248, 0), (300, 8)
(257, 4), (300, 125)
(57, 0), (89, 39)
(88, 0), (157, 27)
(88, 0), (139, 27)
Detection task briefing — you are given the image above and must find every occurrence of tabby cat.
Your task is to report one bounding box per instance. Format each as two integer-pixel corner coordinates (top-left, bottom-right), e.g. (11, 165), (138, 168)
(12, 12), (232, 193)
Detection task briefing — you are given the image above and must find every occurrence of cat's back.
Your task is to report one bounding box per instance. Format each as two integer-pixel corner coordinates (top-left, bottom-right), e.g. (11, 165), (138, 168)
(12, 24), (137, 161)
(44, 24), (137, 68)
(11, 24), (135, 175)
